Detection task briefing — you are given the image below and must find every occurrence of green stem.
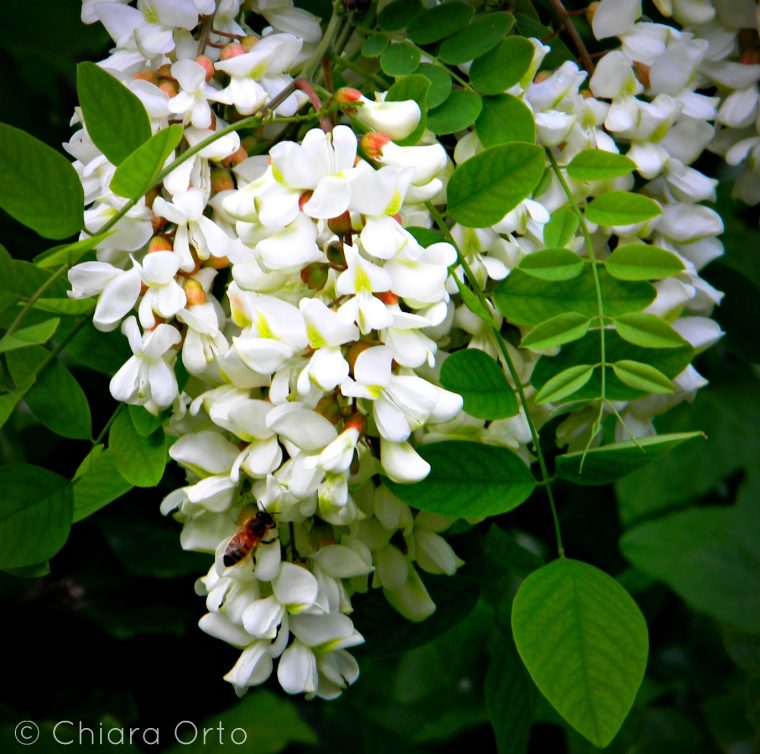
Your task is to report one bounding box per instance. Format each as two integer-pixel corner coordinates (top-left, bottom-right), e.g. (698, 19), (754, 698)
(93, 403), (123, 445)
(546, 149), (607, 450)
(4, 265), (70, 338)
(426, 201), (565, 558)
(28, 317), (89, 382)
(301, 1), (346, 81)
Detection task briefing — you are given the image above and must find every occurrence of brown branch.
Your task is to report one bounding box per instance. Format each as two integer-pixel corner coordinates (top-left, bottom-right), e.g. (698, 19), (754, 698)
(548, 0), (595, 75)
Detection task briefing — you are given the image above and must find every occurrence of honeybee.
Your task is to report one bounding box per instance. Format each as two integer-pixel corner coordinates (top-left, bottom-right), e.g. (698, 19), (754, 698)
(223, 507), (278, 568)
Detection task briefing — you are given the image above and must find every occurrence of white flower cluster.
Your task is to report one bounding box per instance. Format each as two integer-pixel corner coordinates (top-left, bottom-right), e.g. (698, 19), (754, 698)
(64, 0), (751, 701)
(67, 0), (470, 700)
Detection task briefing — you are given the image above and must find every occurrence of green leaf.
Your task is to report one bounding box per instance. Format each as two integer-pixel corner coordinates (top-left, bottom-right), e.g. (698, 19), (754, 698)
(495, 266), (655, 325)
(378, 0), (422, 30)
(34, 231), (111, 269)
(0, 244), (18, 292)
(448, 143), (545, 228)
(379, 43), (421, 76)
(73, 445), (133, 522)
(32, 297), (95, 316)
(77, 61), (151, 165)
(6, 346), (92, 440)
(534, 364), (595, 404)
(521, 312), (592, 350)
(605, 244), (685, 280)
(586, 192), (662, 226)
(531, 331), (693, 402)
(519, 248), (584, 281)
(621, 506), (760, 632)
(439, 12), (515, 65)
(612, 360), (675, 394)
(384, 441), (536, 517)
(470, 36), (535, 94)
(556, 432), (704, 485)
(415, 63), (452, 109)
(439, 348), (517, 419)
(386, 75), (429, 146)
(427, 89), (483, 135)
(512, 559), (648, 748)
(407, 226), (444, 248)
(485, 637), (535, 754)
(164, 690), (316, 754)
(614, 312), (688, 349)
(407, 2), (474, 44)
(0, 123), (84, 239)
(0, 463), (73, 569)
(566, 149), (637, 181)
(543, 207), (579, 248)
(454, 276), (498, 326)
(0, 317), (60, 353)
(0, 377), (35, 430)
(64, 319), (132, 375)
(361, 33), (389, 57)
(110, 124), (183, 199)
(129, 404), (165, 437)
(476, 93), (536, 147)
(109, 410), (167, 487)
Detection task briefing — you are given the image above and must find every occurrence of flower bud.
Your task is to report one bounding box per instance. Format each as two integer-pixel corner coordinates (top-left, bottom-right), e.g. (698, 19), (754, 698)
(158, 79), (179, 97)
(346, 342), (372, 374)
(148, 235), (173, 253)
(328, 211), (353, 237)
(316, 393), (342, 424)
(220, 42), (246, 60)
(211, 167), (235, 194)
(333, 87), (362, 108)
(195, 55), (215, 81)
(586, 1), (600, 24)
(206, 256), (230, 269)
(375, 291), (399, 306)
(221, 145), (248, 168)
(300, 261), (330, 290)
(183, 278), (207, 306)
(241, 35), (259, 51)
(343, 413), (367, 436)
(633, 61), (651, 88)
(359, 132), (390, 160)
(133, 69), (158, 85)
(298, 190), (314, 211)
(241, 135), (259, 155)
(326, 242), (345, 267)
(155, 64), (173, 79)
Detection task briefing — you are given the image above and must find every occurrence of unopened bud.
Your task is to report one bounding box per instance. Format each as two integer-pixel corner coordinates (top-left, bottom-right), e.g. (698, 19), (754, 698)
(211, 167), (235, 194)
(334, 87), (362, 107)
(346, 341), (372, 374)
(326, 241), (345, 267)
(195, 55), (215, 81)
(375, 291), (398, 306)
(145, 186), (160, 209)
(241, 35), (259, 51)
(633, 61), (651, 88)
(148, 235), (173, 253)
(241, 135), (259, 155)
(183, 278), (206, 306)
(133, 69), (158, 85)
(344, 412), (367, 435)
(740, 48), (760, 65)
(586, 1), (600, 24)
(221, 145), (248, 168)
(534, 70), (552, 84)
(359, 132), (390, 160)
(316, 394), (342, 424)
(155, 64), (173, 79)
(298, 190), (314, 211)
(206, 256), (230, 269)
(158, 79), (179, 97)
(152, 215), (167, 233)
(328, 211), (353, 237)
(300, 262), (330, 290)
(220, 42), (246, 60)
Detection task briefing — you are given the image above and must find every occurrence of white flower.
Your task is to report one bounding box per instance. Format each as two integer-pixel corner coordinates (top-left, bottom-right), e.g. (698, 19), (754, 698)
(167, 59), (229, 130)
(110, 316), (181, 410)
(68, 260), (141, 332)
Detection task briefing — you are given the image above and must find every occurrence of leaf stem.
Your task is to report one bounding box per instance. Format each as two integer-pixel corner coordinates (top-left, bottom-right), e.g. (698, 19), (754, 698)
(546, 149), (607, 455)
(426, 201), (565, 558)
(4, 265), (70, 338)
(547, 0), (595, 75)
